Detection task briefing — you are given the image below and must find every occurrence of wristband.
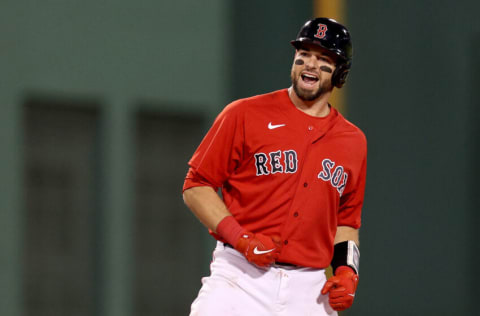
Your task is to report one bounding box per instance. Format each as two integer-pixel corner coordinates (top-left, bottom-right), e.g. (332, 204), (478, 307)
(215, 215), (246, 247)
(331, 240), (360, 275)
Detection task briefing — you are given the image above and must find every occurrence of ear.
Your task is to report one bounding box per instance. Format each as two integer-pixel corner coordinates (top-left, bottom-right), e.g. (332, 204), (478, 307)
(332, 63), (350, 88)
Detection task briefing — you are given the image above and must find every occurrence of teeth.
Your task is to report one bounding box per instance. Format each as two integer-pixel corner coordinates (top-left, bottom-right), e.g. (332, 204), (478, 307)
(302, 74), (318, 82)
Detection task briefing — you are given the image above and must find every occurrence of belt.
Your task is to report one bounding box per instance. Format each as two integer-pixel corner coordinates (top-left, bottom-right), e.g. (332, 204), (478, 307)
(223, 243), (297, 267)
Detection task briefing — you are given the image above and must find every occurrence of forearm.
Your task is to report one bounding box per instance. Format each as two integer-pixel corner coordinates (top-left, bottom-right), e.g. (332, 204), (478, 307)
(183, 186), (232, 232)
(334, 226), (359, 246)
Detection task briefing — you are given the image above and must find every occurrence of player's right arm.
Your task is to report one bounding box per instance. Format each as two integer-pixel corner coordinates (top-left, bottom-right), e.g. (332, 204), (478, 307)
(182, 185), (230, 233)
(183, 102), (282, 266)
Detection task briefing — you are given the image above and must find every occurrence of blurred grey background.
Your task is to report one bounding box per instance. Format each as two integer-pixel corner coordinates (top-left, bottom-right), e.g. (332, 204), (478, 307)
(0, 0), (479, 315)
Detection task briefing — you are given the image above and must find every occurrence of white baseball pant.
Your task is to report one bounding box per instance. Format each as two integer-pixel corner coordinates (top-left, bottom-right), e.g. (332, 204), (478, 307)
(190, 241), (337, 316)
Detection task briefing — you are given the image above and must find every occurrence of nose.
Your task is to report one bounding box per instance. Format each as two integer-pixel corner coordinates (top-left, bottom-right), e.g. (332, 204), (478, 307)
(304, 56), (318, 70)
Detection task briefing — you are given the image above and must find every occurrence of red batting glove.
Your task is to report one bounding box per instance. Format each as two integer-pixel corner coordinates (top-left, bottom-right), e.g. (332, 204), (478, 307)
(234, 233), (282, 267)
(321, 266), (359, 311)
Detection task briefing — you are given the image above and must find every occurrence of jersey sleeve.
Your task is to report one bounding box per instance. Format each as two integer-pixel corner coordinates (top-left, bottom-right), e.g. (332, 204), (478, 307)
(187, 101), (245, 188)
(182, 167), (218, 192)
(337, 141), (367, 229)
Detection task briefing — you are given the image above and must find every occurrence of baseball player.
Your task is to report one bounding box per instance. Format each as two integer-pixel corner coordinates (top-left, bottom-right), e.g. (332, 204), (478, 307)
(183, 17), (366, 315)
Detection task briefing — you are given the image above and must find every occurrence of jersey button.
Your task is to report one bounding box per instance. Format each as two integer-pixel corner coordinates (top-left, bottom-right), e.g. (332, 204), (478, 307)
(284, 240), (288, 245)
(303, 182), (308, 187)
(294, 212), (299, 217)
(308, 126), (314, 131)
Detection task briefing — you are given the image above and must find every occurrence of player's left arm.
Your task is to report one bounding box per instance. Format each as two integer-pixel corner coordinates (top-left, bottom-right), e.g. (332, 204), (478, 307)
(322, 132), (366, 311)
(321, 225), (360, 311)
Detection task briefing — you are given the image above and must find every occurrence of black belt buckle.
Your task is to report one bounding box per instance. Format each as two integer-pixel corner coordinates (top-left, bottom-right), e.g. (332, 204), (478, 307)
(274, 261), (297, 267)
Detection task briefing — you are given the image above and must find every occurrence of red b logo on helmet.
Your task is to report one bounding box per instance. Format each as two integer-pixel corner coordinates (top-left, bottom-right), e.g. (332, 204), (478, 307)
(314, 23), (328, 39)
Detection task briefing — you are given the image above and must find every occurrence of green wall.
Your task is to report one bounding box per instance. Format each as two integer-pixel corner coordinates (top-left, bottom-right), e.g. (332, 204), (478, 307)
(0, 1), (230, 315)
(346, 0), (480, 314)
(2, 0), (229, 106)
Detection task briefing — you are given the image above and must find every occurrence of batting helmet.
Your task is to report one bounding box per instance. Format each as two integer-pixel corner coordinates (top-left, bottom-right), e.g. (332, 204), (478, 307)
(291, 18), (353, 88)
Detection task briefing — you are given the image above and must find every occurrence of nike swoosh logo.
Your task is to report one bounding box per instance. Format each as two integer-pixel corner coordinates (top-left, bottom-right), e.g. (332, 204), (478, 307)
(253, 247), (275, 255)
(268, 122), (286, 130)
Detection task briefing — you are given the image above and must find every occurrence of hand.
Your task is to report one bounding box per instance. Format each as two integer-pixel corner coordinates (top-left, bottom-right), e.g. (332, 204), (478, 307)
(321, 266), (359, 311)
(234, 232), (282, 267)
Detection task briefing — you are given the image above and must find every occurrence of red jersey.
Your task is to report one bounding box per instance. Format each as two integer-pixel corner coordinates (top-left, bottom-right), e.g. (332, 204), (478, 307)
(184, 89), (367, 269)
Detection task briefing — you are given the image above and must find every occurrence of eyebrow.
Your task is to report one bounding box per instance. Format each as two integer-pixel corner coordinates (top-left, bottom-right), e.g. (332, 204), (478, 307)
(299, 48), (334, 60)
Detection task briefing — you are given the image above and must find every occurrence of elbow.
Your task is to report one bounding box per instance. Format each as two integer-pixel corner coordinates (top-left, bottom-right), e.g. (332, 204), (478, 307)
(183, 186), (205, 209)
(183, 185), (217, 211)
(183, 187), (194, 207)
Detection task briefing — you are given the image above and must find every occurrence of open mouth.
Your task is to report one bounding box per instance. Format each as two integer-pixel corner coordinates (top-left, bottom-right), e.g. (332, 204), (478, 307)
(301, 73), (319, 85)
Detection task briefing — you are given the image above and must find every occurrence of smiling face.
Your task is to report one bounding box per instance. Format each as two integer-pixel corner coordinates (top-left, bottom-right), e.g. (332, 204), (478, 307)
(290, 43), (338, 101)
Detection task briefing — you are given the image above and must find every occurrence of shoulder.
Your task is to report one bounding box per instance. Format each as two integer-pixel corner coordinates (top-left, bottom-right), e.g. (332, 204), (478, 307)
(223, 89), (289, 113)
(341, 116), (366, 141)
(333, 112), (367, 149)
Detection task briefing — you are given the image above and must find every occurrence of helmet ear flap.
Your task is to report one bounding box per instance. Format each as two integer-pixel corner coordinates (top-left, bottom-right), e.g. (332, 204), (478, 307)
(332, 63), (350, 88)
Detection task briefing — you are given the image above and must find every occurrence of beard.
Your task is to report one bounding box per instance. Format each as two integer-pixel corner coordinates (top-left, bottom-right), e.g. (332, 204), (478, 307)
(291, 72), (333, 101)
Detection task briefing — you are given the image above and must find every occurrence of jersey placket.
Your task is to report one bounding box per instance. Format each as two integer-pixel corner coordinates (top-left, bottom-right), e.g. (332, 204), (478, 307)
(279, 123), (323, 249)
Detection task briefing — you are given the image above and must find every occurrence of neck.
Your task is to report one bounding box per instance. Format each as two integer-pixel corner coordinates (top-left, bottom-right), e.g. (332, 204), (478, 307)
(288, 86), (332, 117)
